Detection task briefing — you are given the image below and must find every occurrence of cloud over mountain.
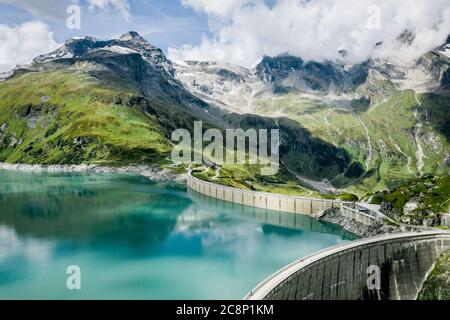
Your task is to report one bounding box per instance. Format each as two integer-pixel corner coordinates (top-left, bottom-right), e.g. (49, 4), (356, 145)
(0, 21), (60, 72)
(169, 0), (450, 67)
(87, 0), (131, 20)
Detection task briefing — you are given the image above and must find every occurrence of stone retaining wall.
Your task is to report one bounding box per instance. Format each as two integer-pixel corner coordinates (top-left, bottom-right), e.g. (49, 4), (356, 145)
(442, 213), (450, 227)
(341, 205), (377, 226)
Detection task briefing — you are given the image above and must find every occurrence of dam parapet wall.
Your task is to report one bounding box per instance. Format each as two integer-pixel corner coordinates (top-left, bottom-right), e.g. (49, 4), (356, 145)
(187, 172), (379, 226)
(245, 231), (450, 300)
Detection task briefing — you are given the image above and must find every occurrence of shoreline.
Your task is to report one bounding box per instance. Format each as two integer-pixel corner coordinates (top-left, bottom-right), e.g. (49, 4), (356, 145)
(186, 171), (392, 238)
(316, 208), (400, 238)
(1, 162), (436, 239)
(0, 162), (187, 183)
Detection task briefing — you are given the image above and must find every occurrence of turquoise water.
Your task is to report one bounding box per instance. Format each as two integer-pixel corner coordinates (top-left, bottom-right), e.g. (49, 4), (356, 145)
(0, 169), (355, 299)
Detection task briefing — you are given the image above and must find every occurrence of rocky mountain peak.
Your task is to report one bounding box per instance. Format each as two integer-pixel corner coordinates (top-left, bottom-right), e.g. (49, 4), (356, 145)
(29, 31), (175, 75)
(33, 36), (103, 64)
(254, 54), (370, 93)
(397, 30), (415, 45)
(67, 36), (98, 44)
(117, 31), (158, 52)
(338, 50), (348, 58)
(119, 31), (145, 42)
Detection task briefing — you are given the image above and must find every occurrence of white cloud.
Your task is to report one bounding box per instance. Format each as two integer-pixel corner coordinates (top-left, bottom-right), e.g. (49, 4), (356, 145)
(0, 0), (70, 19)
(170, 0), (450, 67)
(0, 0), (131, 20)
(181, 0), (259, 18)
(0, 226), (54, 264)
(87, 0), (131, 20)
(0, 21), (60, 72)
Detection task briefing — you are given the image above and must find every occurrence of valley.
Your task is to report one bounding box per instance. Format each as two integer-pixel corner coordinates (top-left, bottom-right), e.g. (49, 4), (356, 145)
(0, 31), (449, 227)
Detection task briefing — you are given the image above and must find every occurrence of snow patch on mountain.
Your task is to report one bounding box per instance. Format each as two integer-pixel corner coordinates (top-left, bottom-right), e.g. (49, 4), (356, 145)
(173, 60), (265, 114)
(30, 32), (174, 75)
(393, 65), (438, 93)
(440, 44), (450, 58)
(100, 45), (139, 55)
(174, 43), (450, 115)
(0, 69), (14, 82)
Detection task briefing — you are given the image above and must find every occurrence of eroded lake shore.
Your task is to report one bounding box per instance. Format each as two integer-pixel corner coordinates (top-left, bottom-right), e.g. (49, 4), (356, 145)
(0, 162), (187, 183)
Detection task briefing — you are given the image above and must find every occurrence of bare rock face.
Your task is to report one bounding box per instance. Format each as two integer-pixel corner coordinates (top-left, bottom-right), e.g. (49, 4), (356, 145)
(33, 31), (174, 76)
(404, 200), (419, 214)
(417, 51), (450, 90)
(318, 208), (400, 238)
(1, 30), (449, 188)
(255, 55), (370, 94)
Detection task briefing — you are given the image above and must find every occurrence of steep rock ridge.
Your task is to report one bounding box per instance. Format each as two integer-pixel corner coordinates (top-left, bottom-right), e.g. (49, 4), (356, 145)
(417, 53), (450, 91)
(224, 113), (354, 182)
(173, 60), (260, 114)
(173, 35), (450, 105)
(391, 36), (450, 93)
(356, 66), (396, 104)
(1, 30), (448, 195)
(0, 69), (14, 82)
(0, 32), (229, 166)
(173, 36), (450, 193)
(34, 31), (173, 75)
(14, 32), (226, 130)
(439, 35), (450, 59)
(255, 55), (370, 94)
(0, 31), (355, 182)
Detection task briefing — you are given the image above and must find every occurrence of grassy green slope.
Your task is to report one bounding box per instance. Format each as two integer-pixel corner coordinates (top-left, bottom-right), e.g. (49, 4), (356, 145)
(348, 90), (449, 196)
(371, 175), (450, 226)
(0, 70), (172, 166)
(419, 250), (450, 300)
(252, 89), (449, 197)
(1, 67), (447, 201)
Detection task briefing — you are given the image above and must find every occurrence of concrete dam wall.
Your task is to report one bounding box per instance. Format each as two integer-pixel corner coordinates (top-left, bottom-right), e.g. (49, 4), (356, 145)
(187, 173), (378, 226)
(188, 189), (357, 239)
(245, 232), (450, 300)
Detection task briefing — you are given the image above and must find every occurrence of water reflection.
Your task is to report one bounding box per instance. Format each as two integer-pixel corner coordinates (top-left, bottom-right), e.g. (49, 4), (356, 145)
(0, 171), (186, 245)
(0, 169), (354, 299)
(188, 189), (356, 239)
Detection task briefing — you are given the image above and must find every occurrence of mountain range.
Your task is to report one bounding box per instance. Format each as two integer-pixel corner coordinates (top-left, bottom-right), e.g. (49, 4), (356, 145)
(0, 31), (449, 198)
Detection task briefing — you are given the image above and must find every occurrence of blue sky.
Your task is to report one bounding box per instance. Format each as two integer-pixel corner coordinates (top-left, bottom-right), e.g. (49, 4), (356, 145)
(0, 0), (449, 72)
(0, 0), (210, 51)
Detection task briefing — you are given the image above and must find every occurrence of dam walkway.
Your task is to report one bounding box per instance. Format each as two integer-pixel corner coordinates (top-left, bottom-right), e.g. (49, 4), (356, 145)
(244, 231), (450, 300)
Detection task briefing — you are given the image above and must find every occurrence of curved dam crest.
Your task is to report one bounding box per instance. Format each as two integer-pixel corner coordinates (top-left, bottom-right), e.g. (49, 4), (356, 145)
(245, 231), (450, 300)
(186, 173), (450, 300)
